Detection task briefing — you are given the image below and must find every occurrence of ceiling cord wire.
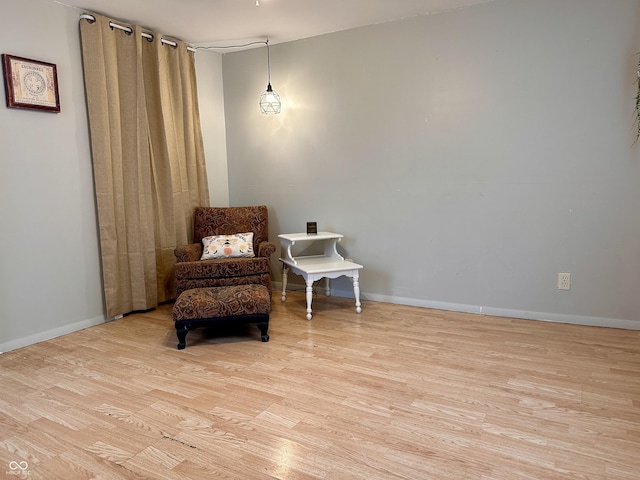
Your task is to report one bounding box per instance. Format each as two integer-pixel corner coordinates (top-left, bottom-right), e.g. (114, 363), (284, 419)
(79, 13), (271, 55)
(194, 40), (269, 52)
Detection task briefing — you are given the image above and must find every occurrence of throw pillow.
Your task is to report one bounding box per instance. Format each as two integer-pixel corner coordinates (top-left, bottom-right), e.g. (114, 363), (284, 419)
(201, 232), (255, 259)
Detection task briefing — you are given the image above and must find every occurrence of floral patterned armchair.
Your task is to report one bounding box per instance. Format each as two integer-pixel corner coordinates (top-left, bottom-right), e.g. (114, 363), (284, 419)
(174, 206), (276, 296)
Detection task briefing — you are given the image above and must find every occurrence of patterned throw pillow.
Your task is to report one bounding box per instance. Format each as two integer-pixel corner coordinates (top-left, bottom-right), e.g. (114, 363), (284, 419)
(200, 232), (255, 259)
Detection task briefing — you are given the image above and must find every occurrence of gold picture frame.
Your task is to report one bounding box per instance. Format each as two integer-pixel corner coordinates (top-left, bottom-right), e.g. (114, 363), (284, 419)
(2, 54), (60, 113)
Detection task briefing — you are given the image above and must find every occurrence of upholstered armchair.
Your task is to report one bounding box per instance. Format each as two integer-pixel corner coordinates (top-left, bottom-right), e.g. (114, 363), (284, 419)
(174, 206), (276, 296)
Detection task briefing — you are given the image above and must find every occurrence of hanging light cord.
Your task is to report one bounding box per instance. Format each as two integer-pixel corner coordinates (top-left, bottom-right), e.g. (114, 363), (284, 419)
(198, 38), (279, 114)
(196, 39), (273, 86)
(266, 39), (272, 85)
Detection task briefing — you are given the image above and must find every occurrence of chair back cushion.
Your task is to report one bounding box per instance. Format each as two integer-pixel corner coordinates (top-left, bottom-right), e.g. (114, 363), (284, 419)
(193, 206), (269, 251)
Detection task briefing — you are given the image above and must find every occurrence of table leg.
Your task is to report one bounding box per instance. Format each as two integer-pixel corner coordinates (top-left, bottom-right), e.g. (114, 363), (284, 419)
(281, 264), (289, 302)
(306, 278), (314, 320)
(325, 278), (331, 297)
(353, 273), (362, 314)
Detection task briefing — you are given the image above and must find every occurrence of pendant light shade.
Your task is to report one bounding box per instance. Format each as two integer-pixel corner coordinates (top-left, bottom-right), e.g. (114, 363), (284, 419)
(260, 83), (281, 114)
(260, 40), (281, 114)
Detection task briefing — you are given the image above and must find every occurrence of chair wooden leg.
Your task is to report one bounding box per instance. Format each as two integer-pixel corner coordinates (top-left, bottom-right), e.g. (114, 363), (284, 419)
(257, 321), (269, 342)
(176, 325), (188, 350)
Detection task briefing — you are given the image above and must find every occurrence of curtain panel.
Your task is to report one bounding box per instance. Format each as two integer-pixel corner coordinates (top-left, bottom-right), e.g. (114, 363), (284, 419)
(80, 13), (209, 318)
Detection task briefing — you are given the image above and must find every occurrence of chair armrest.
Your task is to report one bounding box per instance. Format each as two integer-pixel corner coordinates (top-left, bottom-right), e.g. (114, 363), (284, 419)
(174, 243), (203, 262)
(258, 241), (276, 258)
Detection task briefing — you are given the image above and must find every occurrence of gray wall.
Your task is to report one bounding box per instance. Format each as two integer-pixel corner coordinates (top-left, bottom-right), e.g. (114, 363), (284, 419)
(197, 51), (230, 207)
(0, 0), (227, 351)
(0, 0), (104, 352)
(223, 0), (640, 328)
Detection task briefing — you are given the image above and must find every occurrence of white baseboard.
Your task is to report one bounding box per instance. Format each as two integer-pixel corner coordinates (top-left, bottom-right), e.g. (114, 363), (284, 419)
(0, 314), (107, 354)
(274, 282), (640, 330)
(3, 283), (636, 355)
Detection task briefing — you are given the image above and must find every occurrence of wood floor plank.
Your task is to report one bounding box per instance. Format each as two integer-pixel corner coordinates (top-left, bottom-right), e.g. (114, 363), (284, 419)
(0, 292), (639, 479)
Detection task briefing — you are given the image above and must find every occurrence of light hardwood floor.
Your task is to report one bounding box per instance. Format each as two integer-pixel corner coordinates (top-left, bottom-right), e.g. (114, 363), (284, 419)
(1, 292), (639, 479)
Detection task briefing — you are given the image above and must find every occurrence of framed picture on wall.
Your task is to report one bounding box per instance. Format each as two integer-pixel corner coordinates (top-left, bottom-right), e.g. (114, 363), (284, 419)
(2, 54), (60, 113)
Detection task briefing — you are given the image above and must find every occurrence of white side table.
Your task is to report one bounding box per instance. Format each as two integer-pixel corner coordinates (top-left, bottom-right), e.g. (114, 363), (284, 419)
(278, 232), (363, 320)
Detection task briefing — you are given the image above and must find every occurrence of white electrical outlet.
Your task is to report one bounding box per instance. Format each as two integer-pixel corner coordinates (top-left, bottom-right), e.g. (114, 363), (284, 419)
(558, 273), (571, 290)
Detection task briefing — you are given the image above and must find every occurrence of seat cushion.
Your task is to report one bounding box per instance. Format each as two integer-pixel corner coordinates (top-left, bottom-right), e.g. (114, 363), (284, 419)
(176, 274), (271, 297)
(173, 284), (271, 321)
(175, 256), (271, 280)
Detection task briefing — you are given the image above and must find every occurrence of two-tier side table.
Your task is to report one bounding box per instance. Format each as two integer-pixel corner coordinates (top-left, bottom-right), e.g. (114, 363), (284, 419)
(278, 232), (363, 320)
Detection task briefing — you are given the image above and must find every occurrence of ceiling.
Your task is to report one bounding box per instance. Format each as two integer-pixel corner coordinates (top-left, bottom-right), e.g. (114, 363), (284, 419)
(56, 0), (494, 48)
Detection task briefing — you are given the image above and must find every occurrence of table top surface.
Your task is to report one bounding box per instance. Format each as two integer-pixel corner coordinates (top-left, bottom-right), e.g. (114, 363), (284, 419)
(278, 232), (343, 242)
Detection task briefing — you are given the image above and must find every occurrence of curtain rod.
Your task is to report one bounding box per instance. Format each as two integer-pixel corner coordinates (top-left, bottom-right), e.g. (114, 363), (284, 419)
(80, 14), (196, 52)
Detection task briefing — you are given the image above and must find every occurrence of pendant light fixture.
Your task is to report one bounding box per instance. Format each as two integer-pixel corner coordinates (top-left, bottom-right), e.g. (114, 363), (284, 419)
(259, 39), (281, 114)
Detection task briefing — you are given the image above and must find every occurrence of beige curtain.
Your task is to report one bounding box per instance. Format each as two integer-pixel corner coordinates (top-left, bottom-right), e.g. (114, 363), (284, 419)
(80, 13), (209, 318)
